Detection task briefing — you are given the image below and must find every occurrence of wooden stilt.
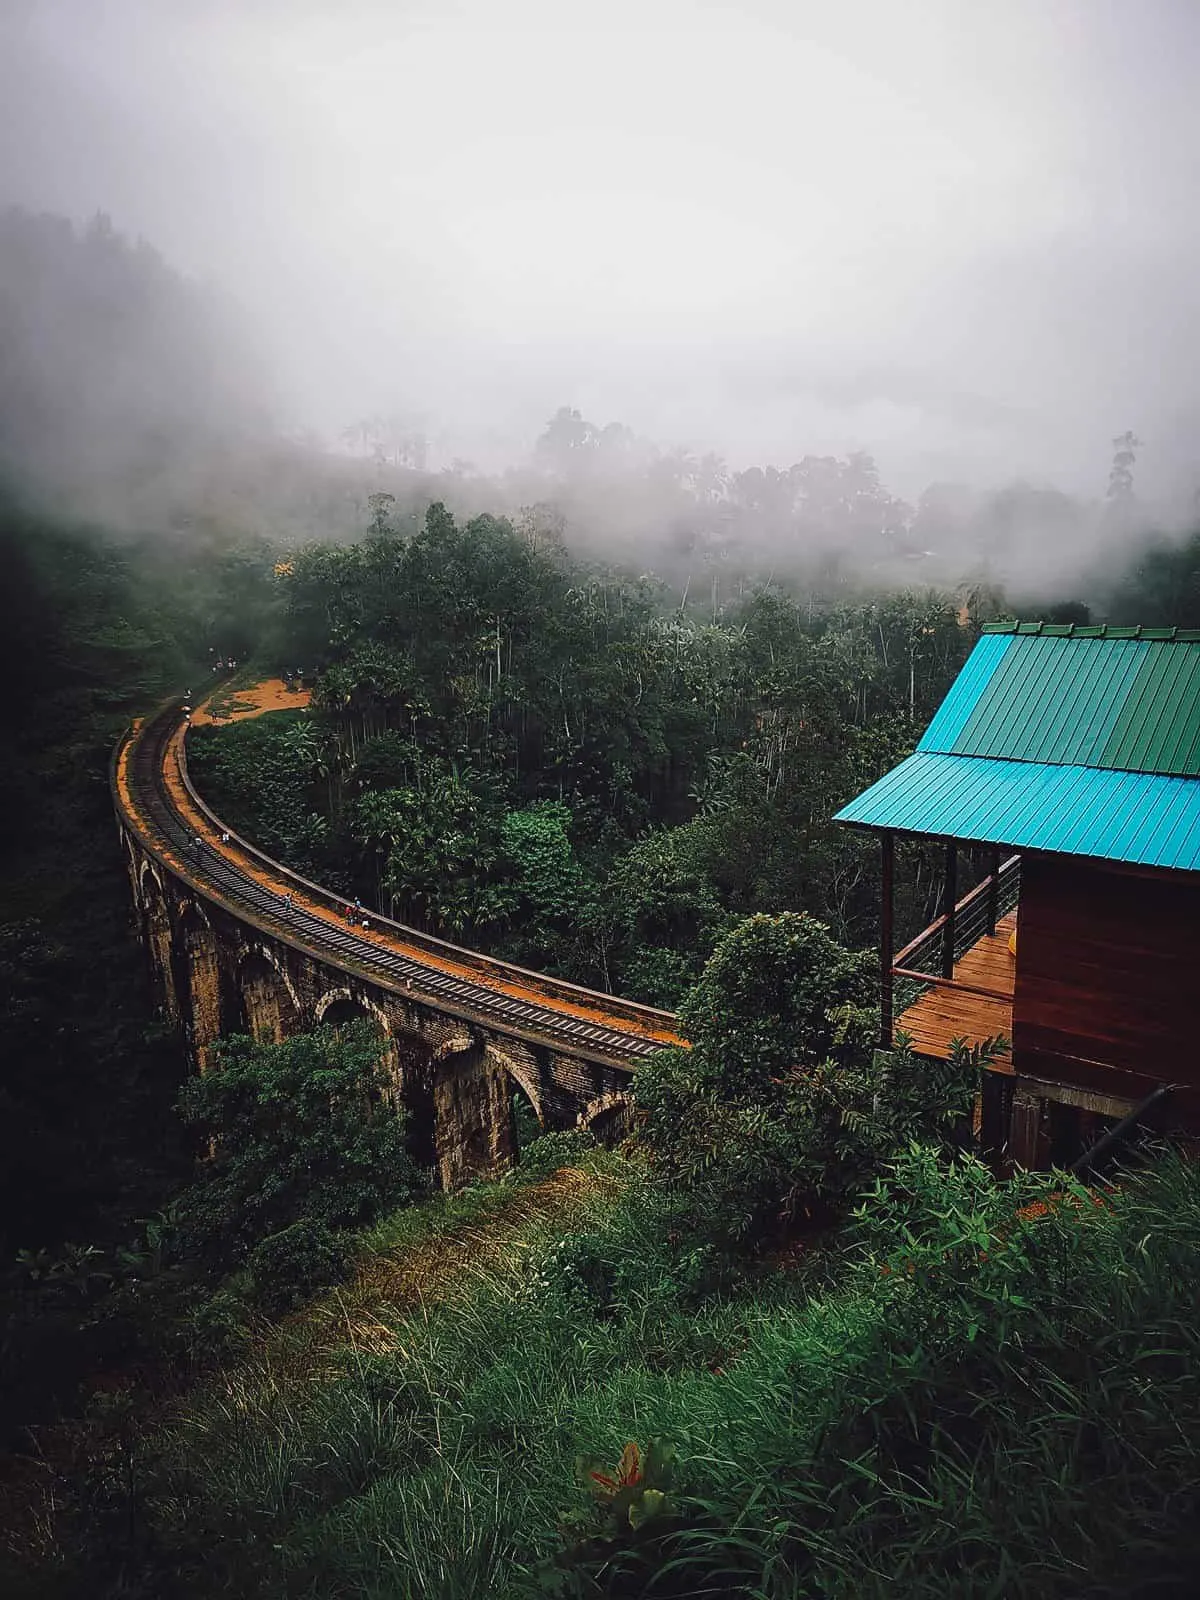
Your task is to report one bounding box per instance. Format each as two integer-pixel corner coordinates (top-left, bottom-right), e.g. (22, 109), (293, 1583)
(880, 831), (894, 1049)
(941, 842), (958, 978)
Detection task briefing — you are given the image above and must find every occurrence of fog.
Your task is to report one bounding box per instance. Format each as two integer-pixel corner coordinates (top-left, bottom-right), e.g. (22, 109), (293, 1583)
(3, 0), (1200, 581)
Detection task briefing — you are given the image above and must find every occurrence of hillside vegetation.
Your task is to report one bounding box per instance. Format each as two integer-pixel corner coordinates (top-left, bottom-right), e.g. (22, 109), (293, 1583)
(59, 1142), (1200, 1599)
(4, 480), (1200, 1597)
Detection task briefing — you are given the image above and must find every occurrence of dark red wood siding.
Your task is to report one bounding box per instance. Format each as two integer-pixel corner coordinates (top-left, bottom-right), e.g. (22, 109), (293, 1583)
(1012, 851), (1200, 1115)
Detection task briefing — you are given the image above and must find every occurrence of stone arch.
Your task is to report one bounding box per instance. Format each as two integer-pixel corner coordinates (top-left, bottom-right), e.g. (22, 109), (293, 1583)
(170, 896), (228, 1071)
(315, 986), (368, 1026)
(236, 947), (302, 1044)
(484, 1041), (544, 1124)
(578, 1090), (633, 1145)
(314, 986), (402, 1098)
(137, 856), (166, 911)
(431, 1028), (475, 1062)
(483, 1041), (545, 1161)
(432, 1038), (513, 1191)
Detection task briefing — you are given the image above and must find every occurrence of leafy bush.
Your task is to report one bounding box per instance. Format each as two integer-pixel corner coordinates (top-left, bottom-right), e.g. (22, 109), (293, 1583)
(516, 1128), (599, 1184)
(172, 1022), (424, 1269)
(635, 913), (884, 1244)
(247, 1218), (350, 1315)
(635, 914), (1001, 1247)
(636, 1047), (888, 1244)
(677, 911), (875, 1096)
(530, 1213), (724, 1321)
(183, 1287), (253, 1364)
(495, 801), (588, 964)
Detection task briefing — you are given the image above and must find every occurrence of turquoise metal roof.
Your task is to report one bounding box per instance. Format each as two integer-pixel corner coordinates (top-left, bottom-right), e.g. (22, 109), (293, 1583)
(835, 751), (1200, 870)
(922, 632), (1200, 776)
(835, 626), (1200, 866)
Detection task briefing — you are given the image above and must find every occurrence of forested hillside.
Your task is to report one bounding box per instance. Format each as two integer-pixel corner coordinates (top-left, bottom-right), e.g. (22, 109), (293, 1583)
(191, 501), (972, 1004)
(3, 466), (1200, 1596)
(5, 203), (1200, 1599)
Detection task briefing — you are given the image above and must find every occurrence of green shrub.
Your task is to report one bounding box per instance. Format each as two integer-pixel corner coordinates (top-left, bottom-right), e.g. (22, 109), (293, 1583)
(634, 913), (884, 1245)
(634, 915), (1003, 1249)
(636, 1047), (888, 1244)
(247, 1218), (350, 1315)
(678, 911), (875, 1095)
(184, 1286), (253, 1363)
(516, 1128), (598, 1184)
(171, 1022), (424, 1270)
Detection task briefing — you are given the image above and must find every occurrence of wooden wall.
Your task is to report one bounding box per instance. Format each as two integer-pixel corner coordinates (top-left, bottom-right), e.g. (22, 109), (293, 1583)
(1013, 851), (1200, 1119)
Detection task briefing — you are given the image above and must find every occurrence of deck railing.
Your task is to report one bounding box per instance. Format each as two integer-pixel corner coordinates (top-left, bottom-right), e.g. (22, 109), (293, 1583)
(892, 853), (1021, 1017)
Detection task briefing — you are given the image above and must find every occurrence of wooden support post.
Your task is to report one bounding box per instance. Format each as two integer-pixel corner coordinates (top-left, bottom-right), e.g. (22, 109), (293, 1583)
(979, 1070), (1013, 1168)
(1009, 1088), (1047, 1170)
(986, 844), (1000, 936)
(880, 831), (894, 1049)
(941, 842), (957, 978)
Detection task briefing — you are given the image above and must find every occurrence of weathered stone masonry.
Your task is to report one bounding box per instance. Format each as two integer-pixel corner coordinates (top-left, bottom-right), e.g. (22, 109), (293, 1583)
(118, 824), (635, 1189)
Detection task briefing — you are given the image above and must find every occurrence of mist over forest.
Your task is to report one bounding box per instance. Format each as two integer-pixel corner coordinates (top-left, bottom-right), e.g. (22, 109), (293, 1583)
(3, 0), (1200, 611)
(0, 198), (1193, 621)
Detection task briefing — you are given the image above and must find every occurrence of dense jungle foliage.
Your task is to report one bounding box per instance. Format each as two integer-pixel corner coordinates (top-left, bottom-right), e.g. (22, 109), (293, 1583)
(6, 464), (1200, 1597)
(190, 500), (980, 1005)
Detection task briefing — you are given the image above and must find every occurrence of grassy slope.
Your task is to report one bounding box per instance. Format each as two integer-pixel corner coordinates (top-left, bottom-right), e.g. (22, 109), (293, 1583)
(130, 1146), (1200, 1600)
(144, 1150), (648, 1596)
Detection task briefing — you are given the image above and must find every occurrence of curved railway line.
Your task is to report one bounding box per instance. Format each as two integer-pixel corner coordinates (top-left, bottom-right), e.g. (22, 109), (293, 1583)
(114, 699), (683, 1070)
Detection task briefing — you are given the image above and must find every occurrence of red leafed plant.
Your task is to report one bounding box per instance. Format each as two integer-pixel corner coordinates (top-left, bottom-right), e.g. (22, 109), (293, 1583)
(579, 1438), (675, 1530)
(588, 1441), (643, 1499)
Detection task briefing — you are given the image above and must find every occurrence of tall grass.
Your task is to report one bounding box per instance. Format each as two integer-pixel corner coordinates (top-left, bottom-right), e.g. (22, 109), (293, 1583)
(141, 1146), (1200, 1598)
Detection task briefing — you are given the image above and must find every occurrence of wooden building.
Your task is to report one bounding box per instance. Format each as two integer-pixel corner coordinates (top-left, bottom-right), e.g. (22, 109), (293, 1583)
(836, 622), (1200, 1167)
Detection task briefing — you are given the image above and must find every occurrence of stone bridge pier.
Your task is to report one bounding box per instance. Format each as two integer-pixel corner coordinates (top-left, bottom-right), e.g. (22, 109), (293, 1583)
(121, 827), (635, 1189)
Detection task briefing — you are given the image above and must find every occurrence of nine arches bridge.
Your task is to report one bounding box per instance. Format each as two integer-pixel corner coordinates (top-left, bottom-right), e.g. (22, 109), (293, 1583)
(112, 696), (683, 1189)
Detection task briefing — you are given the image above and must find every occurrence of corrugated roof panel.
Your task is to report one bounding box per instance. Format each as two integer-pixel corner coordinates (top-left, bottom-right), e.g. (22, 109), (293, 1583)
(916, 631), (1200, 776)
(1100, 644), (1200, 775)
(1149, 778), (1200, 867)
(1102, 649), (1170, 772)
(1161, 649), (1200, 771)
(1145, 647), (1200, 772)
(833, 750), (1200, 871)
(948, 636), (1147, 765)
(918, 633), (1012, 752)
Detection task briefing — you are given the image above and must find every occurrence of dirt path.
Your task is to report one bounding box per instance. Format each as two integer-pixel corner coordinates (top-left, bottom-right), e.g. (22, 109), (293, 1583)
(265, 1164), (620, 1383)
(192, 676), (311, 726)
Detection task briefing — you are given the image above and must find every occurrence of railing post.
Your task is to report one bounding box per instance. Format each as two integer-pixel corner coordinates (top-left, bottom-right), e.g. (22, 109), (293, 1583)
(941, 842), (957, 978)
(880, 831), (894, 1049)
(986, 844), (1000, 935)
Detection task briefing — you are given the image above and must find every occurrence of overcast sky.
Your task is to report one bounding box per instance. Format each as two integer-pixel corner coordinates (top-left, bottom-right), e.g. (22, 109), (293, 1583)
(3, 0), (1199, 497)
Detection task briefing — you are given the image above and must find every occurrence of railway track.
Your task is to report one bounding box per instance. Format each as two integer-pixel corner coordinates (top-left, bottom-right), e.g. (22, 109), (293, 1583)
(116, 705), (682, 1069)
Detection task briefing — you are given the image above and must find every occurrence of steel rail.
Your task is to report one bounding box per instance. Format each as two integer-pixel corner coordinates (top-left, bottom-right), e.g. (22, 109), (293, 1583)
(115, 703), (683, 1069)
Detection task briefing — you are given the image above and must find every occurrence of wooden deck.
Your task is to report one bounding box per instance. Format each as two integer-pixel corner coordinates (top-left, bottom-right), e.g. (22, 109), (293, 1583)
(895, 911), (1016, 1068)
